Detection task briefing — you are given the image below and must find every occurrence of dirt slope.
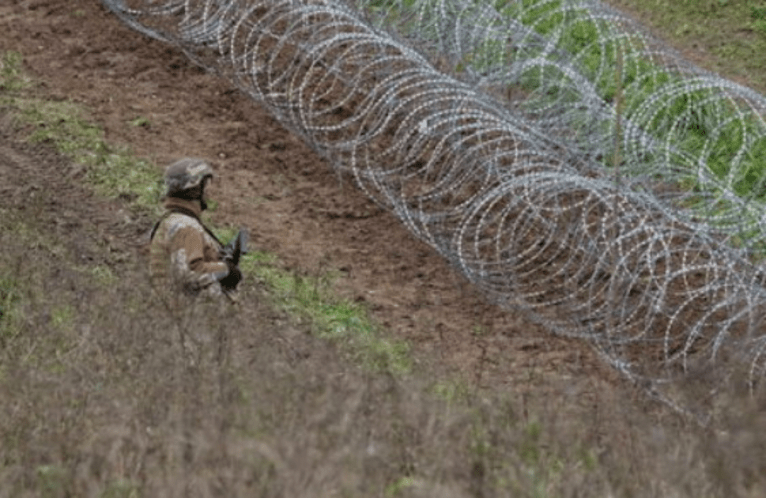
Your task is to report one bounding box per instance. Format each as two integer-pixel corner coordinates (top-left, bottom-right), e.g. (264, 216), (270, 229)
(0, 0), (616, 394)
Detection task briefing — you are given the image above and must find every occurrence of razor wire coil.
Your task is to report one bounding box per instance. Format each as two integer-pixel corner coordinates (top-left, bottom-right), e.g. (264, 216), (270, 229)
(101, 0), (766, 391)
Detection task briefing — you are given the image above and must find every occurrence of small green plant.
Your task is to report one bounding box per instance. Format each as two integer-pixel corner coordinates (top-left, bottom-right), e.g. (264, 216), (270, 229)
(752, 5), (766, 36)
(89, 265), (118, 286)
(0, 51), (29, 93)
(128, 116), (150, 128)
(471, 324), (490, 337)
(430, 379), (470, 403)
(101, 478), (139, 498)
(384, 476), (415, 497)
(36, 464), (70, 498)
(578, 446), (597, 472)
(0, 275), (20, 344)
(51, 305), (75, 331)
(518, 420), (542, 465)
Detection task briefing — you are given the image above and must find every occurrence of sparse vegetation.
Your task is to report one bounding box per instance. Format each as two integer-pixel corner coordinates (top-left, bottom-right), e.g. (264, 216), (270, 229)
(241, 250), (412, 374)
(0, 52), (163, 213)
(0, 51), (29, 93)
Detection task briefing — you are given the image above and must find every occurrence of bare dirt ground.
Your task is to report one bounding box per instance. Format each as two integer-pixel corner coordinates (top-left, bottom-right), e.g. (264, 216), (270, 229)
(0, 0), (618, 395)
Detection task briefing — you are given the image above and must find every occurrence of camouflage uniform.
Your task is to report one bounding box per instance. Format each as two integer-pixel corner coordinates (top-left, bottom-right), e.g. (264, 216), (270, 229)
(149, 158), (240, 301)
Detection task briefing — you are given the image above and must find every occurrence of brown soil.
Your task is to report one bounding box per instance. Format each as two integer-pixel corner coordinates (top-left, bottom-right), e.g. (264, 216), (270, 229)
(0, 0), (618, 394)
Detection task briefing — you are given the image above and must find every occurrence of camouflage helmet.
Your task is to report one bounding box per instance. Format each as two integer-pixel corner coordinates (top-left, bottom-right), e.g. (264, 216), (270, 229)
(163, 158), (214, 198)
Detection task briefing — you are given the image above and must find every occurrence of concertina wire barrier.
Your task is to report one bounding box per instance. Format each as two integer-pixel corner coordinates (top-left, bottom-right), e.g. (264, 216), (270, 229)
(100, 0), (766, 400)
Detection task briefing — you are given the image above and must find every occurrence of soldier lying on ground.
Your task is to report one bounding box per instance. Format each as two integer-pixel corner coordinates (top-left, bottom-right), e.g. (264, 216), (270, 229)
(149, 158), (243, 301)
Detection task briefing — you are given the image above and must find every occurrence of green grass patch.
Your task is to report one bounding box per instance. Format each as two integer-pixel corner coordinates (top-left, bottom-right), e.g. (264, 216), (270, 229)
(364, 0), (766, 249)
(368, 0), (766, 186)
(50, 305), (75, 332)
(0, 273), (21, 350)
(0, 51), (163, 214)
(607, 0), (766, 87)
(0, 51), (30, 93)
(241, 251), (411, 375)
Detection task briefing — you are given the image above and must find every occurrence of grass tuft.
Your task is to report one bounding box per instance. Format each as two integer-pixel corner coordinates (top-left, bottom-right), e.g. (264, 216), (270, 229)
(0, 51), (30, 93)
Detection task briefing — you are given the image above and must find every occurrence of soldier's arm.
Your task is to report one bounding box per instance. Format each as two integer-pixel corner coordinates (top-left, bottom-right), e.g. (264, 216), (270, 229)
(170, 226), (228, 289)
